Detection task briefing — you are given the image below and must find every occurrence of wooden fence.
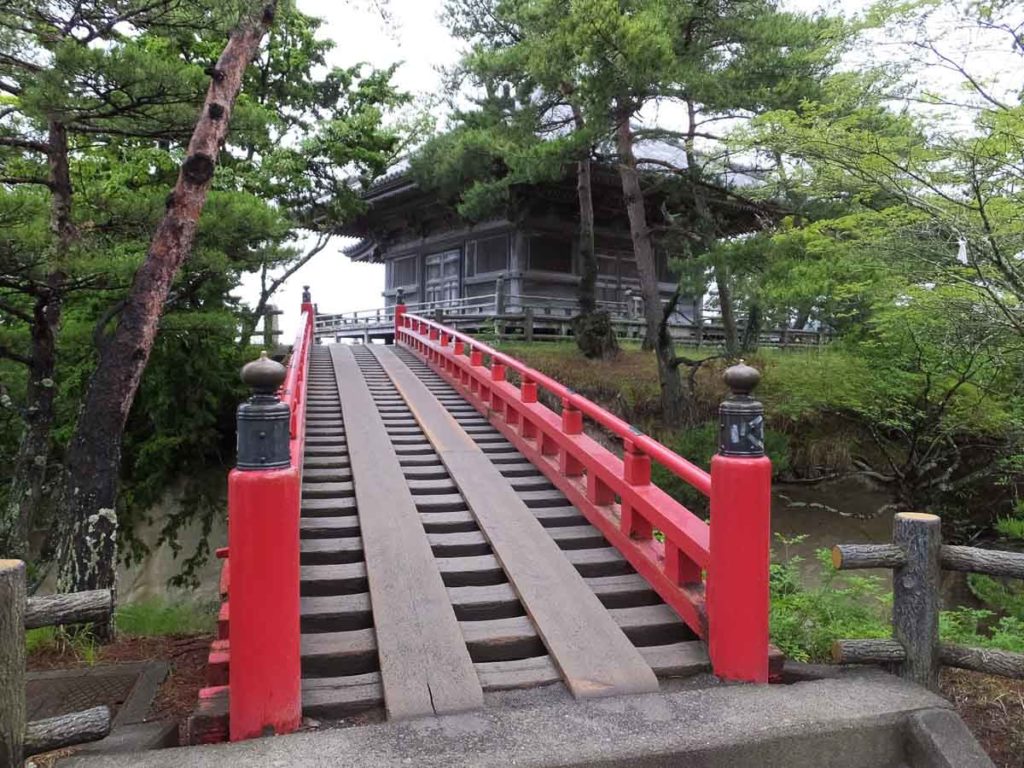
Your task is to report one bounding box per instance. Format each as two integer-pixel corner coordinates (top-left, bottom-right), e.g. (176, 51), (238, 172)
(832, 513), (1024, 690)
(0, 560), (114, 765)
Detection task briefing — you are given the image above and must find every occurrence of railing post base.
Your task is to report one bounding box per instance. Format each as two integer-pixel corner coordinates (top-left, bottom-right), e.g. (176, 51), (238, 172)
(228, 468), (302, 741)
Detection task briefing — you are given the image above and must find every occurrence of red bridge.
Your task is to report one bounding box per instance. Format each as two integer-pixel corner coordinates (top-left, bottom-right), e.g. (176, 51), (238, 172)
(192, 294), (772, 742)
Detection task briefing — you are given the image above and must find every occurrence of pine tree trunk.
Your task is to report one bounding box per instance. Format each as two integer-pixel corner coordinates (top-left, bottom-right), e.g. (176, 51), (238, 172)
(571, 112), (617, 359)
(2, 295), (58, 560)
(57, 5), (277, 592)
(714, 262), (738, 355)
(576, 155), (597, 316)
(614, 113), (660, 351)
(1, 122), (74, 560)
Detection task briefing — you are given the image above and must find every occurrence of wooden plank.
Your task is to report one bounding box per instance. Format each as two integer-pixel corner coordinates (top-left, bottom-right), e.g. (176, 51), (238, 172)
(329, 346), (482, 718)
(371, 346), (659, 699)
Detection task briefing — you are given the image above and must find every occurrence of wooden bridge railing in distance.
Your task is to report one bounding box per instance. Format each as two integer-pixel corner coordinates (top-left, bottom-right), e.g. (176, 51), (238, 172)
(1, 560), (113, 764)
(833, 512), (1024, 689)
(395, 305), (774, 683)
(221, 292), (314, 741)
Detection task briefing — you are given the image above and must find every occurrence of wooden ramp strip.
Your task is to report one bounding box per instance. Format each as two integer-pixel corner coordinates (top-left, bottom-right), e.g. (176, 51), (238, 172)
(329, 345), (482, 718)
(370, 346), (659, 699)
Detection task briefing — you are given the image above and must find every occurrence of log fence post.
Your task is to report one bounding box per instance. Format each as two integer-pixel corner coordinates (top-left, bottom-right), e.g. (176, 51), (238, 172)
(1, 560), (26, 767)
(833, 513), (1024, 687)
(524, 307), (534, 342)
(893, 513), (941, 690)
(2, 560), (116, 764)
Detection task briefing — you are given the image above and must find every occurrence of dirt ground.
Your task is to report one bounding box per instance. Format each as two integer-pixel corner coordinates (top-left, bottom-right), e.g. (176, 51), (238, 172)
(29, 634), (211, 726)
(941, 668), (1024, 768)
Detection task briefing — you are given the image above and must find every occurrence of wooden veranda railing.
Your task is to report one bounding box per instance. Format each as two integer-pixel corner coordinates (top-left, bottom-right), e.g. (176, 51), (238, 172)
(395, 303), (774, 684)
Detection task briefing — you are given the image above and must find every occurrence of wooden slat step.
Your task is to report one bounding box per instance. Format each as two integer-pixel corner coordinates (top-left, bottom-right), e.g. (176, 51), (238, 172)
(300, 537), (364, 565)
(302, 456), (350, 469)
(474, 656), (561, 691)
(300, 516), (360, 540)
(300, 593), (372, 632)
(425, 531), (490, 558)
(300, 497), (356, 515)
(459, 617), (545, 661)
(302, 481), (354, 499)
(302, 674), (383, 718)
(472, 640), (710, 691)
(303, 468), (353, 482)
(414, 494), (468, 512)
(301, 629), (378, 676)
(406, 478), (459, 495)
(301, 562), (369, 596)
(305, 445), (349, 457)
(402, 465), (451, 480)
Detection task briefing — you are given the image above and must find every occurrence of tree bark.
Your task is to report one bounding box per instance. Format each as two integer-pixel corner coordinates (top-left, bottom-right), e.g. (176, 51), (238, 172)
(571, 104), (616, 359)
(0, 560), (26, 768)
(57, 4), (277, 592)
(2, 121), (74, 560)
(714, 261), (738, 355)
(614, 111), (660, 351)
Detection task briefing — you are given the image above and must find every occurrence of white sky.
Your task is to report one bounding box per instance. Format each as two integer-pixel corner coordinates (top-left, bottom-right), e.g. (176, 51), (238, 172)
(246, 0), (1017, 338)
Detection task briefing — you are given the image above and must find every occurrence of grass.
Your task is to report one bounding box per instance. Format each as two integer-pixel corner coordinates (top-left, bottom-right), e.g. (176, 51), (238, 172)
(24, 598), (217, 662)
(114, 598), (217, 637)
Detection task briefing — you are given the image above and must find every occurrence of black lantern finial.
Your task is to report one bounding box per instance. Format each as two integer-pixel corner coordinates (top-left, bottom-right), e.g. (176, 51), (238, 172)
(719, 360), (765, 457)
(236, 352), (291, 470)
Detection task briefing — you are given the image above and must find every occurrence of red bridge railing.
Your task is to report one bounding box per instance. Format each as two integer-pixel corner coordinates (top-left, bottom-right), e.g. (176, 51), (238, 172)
(222, 297), (314, 740)
(396, 305), (773, 683)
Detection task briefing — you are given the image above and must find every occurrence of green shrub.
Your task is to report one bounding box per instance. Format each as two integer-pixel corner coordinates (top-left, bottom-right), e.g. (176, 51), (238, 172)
(940, 608), (1024, 653)
(769, 539), (891, 662)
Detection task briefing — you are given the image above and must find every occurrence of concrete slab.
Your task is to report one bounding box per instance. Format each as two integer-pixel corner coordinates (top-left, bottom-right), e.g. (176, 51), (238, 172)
(59, 670), (991, 768)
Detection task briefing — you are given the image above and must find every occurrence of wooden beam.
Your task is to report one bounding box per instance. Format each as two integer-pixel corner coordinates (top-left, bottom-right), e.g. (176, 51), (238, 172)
(329, 345), (482, 718)
(831, 544), (906, 570)
(24, 707), (110, 757)
(24, 590), (113, 630)
(940, 545), (1024, 579)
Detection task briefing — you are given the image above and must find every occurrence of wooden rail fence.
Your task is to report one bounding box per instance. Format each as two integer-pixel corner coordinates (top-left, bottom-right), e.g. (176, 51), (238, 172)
(0, 560), (114, 765)
(832, 512), (1024, 690)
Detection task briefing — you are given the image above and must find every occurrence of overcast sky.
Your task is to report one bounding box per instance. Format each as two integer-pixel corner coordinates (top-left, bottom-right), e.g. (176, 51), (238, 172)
(247, 0), (1011, 338)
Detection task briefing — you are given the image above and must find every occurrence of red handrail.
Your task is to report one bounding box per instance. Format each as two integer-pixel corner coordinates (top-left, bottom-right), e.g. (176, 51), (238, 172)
(282, 303), (314, 473)
(396, 309), (772, 684)
(402, 313), (710, 494)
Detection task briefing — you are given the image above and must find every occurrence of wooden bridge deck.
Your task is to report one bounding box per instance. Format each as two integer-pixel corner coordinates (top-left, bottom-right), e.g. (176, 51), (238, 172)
(297, 344), (709, 721)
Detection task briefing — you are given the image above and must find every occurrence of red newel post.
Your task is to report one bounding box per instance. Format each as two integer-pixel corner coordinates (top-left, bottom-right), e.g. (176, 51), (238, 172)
(707, 362), (772, 683)
(228, 352), (301, 740)
(301, 284), (314, 317)
(394, 288), (407, 341)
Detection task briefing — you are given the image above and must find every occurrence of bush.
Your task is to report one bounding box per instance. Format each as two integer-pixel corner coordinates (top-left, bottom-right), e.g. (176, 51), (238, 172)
(769, 538), (891, 662)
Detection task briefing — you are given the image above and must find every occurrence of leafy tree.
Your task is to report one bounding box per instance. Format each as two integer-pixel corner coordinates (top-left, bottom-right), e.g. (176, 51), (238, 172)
(1, 1), (408, 587)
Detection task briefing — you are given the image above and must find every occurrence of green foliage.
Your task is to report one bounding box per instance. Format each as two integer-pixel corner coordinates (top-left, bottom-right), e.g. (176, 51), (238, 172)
(115, 598), (217, 637)
(769, 540), (891, 662)
(940, 609), (1024, 654)
(650, 423), (790, 513)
